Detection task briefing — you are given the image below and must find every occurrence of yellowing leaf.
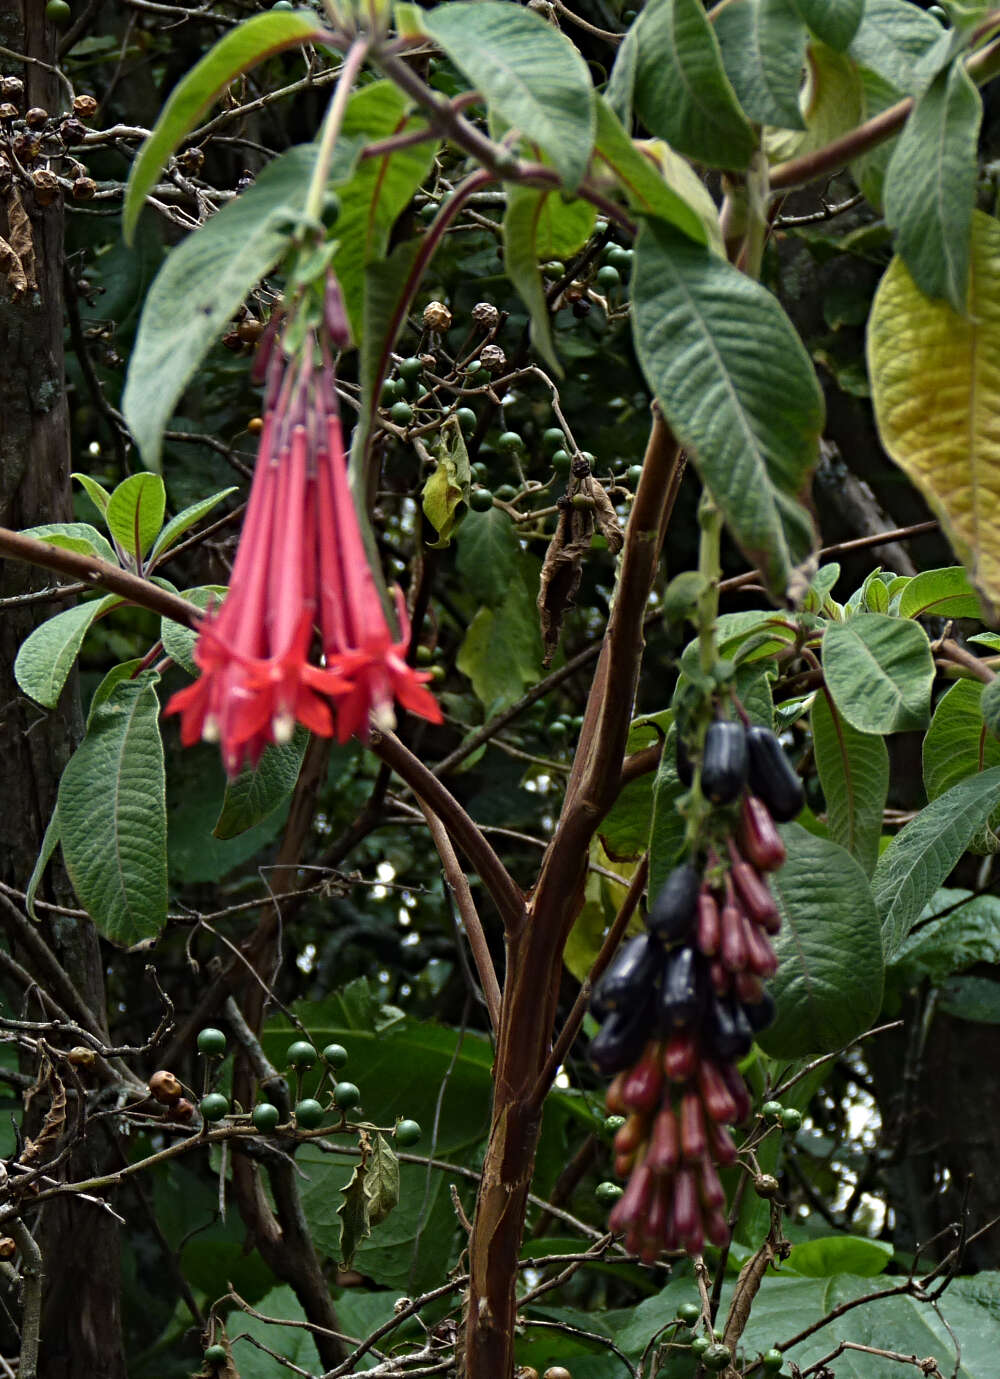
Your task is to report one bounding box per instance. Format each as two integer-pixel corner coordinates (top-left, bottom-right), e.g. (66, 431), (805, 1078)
(421, 415), (470, 547)
(868, 211), (1000, 623)
(766, 41), (863, 164)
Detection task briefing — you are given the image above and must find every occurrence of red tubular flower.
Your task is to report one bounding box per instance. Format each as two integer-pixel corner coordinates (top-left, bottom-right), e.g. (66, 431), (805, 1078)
(166, 279), (441, 775)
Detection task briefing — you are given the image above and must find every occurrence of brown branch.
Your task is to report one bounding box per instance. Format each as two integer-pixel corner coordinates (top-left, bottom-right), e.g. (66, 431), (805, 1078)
(937, 638), (996, 685)
(9, 1220), (43, 1379)
(718, 520), (940, 595)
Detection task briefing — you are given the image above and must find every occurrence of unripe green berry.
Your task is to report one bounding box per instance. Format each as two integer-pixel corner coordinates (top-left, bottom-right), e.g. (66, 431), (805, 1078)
(419, 201), (438, 222)
(762, 1349), (784, 1372)
(390, 400), (414, 426)
(551, 449), (572, 475)
(626, 464), (643, 485)
(494, 484), (517, 501)
(595, 1180), (623, 1204)
(702, 1342), (732, 1372)
(606, 245), (633, 273)
(204, 1344), (228, 1365)
(252, 1102), (280, 1132)
(199, 1093), (229, 1123)
(470, 488), (494, 512)
(196, 1028), (226, 1057)
(381, 378), (400, 405)
(294, 1098), (325, 1129)
(780, 1108), (803, 1132)
(690, 1336), (710, 1356)
(322, 1043), (348, 1068)
(497, 430), (524, 453)
(46, 0), (73, 24)
(399, 356), (424, 382)
(333, 1081), (361, 1109)
(677, 1302), (701, 1326)
(395, 1118), (422, 1146)
(596, 265), (620, 289)
(542, 427), (566, 453)
(604, 1113), (626, 1134)
(456, 407), (477, 435)
(286, 1040), (317, 1070)
(761, 1100), (784, 1119)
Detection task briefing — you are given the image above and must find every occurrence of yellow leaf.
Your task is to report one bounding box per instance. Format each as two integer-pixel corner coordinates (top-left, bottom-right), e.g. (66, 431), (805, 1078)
(867, 211), (1000, 623)
(765, 42), (863, 165)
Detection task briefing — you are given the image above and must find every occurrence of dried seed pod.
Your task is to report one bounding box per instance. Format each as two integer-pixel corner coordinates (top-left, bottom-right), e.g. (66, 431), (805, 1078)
(72, 176), (97, 201)
(423, 300), (452, 331)
(25, 107), (48, 128)
(700, 719), (748, 805)
(754, 1173), (780, 1199)
(647, 863), (700, 942)
(0, 1238), (15, 1260)
(73, 93), (99, 119)
(172, 1097), (196, 1122)
(65, 1046), (97, 1067)
(471, 301), (499, 328)
(237, 317), (264, 343)
(478, 342), (506, 373)
(13, 133), (41, 161)
(746, 726), (805, 821)
(646, 1104), (680, 1174)
(59, 117), (87, 143)
(1, 76), (24, 99)
(0, 103), (17, 121)
(738, 794), (787, 870)
(179, 146), (205, 173)
(148, 1070), (183, 1105)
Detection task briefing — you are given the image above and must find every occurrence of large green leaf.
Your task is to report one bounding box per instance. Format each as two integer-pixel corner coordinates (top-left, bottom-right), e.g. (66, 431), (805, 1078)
(15, 596), (118, 709)
(896, 564), (984, 619)
(105, 472), (166, 561)
(715, 0), (808, 129)
(149, 487), (237, 564)
(58, 674), (168, 946)
(456, 563), (543, 714)
(821, 614), (934, 734)
(122, 10), (329, 242)
(213, 729), (308, 840)
(631, 0), (756, 168)
(422, 1), (595, 189)
(849, 0), (945, 93)
(123, 141), (359, 471)
(891, 888), (1000, 984)
(230, 1286), (321, 1379)
(922, 679), (1000, 852)
(456, 506), (520, 607)
(873, 765), (1000, 956)
(20, 522), (118, 565)
(632, 219), (823, 598)
(760, 825), (884, 1058)
(883, 59), (982, 312)
(503, 185), (565, 374)
(791, 0), (864, 50)
(811, 690), (888, 876)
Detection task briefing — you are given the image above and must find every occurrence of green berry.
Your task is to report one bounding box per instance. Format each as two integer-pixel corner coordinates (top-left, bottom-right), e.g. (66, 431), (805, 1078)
(456, 407), (477, 435)
(466, 365), (490, 386)
(762, 1349), (784, 1372)
(550, 719), (568, 740)
(196, 1028), (226, 1057)
(690, 1336), (710, 1356)
(399, 356), (424, 382)
(494, 484), (517, 501)
(551, 449), (572, 475)
(294, 1098), (325, 1129)
(470, 488), (494, 512)
(471, 461), (489, 482)
(322, 1043), (348, 1068)
(286, 1040), (317, 1070)
(390, 400), (414, 426)
(333, 1081), (361, 1109)
(419, 201), (438, 222)
(45, 0), (72, 24)
(603, 1113), (626, 1134)
(543, 427), (566, 453)
(596, 265), (621, 289)
(199, 1093), (229, 1123)
(252, 1102), (280, 1132)
(606, 245), (633, 273)
(204, 1345), (228, 1365)
(381, 378), (400, 405)
(702, 1342), (732, 1372)
(595, 1180), (623, 1204)
(780, 1108), (803, 1132)
(761, 1100), (784, 1119)
(677, 1302), (701, 1326)
(497, 430), (524, 453)
(626, 464), (643, 486)
(395, 1118), (422, 1146)
(415, 645), (434, 666)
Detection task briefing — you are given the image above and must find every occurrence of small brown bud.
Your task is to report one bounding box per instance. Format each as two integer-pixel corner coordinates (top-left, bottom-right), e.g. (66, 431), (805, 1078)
(72, 176), (97, 201)
(754, 1173), (780, 1199)
(172, 1098), (196, 1122)
(148, 1070), (183, 1105)
(237, 317), (264, 343)
(179, 146), (205, 173)
(25, 107), (48, 128)
(12, 133), (41, 161)
(471, 301), (499, 329)
(32, 168), (60, 205)
(478, 343), (506, 374)
(221, 331), (243, 352)
(0, 1238), (15, 1260)
(0, 103), (18, 122)
(66, 1045), (97, 1067)
(422, 300), (452, 331)
(247, 417), (264, 435)
(1, 76), (24, 99)
(73, 94), (98, 119)
(59, 117), (87, 144)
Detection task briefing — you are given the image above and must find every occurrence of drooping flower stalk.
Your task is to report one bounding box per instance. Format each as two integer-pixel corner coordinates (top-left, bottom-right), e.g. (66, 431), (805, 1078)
(167, 278), (441, 775)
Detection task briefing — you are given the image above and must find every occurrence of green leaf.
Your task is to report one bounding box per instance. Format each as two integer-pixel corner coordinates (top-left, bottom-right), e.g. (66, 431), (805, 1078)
(15, 596), (118, 708)
(105, 472), (166, 561)
(160, 585), (224, 675)
(124, 142), (360, 471)
(592, 96), (721, 252)
(122, 10), (329, 242)
(632, 218), (823, 599)
(786, 1236), (894, 1277)
(149, 487), (237, 564)
(456, 506), (520, 606)
(923, 679), (1000, 852)
(213, 729), (308, 840)
(791, 0), (864, 49)
(764, 40), (864, 165)
(883, 60), (981, 312)
(422, 2), (595, 190)
(230, 1286), (321, 1379)
(422, 415), (471, 547)
(456, 562), (543, 713)
(365, 1132), (400, 1229)
(761, 825), (884, 1058)
(896, 565), (984, 619)
(72, 471), (112, 521)
(811, 690), (889, 876)
(821, 614), (934, 734)
(649, 727), (687, 895)
(715, 0), (808, 129)
(351, 238), (422, 479)
(25, 807), (61, 923)
(938, 972), (1000, 1023)
(58, 674), (168, 946)
(873, 765), (1000, 956)
(20, 522), (118, 565)
(503, 185), (564, 374)
(982, 676), (1000, 738)
(87, 659), (147, 728)
(850, 0), (945, 93)
(532, 194), (595, 262)
(631, 0), (756, 168)
(891, 888), (1000, 983)
(332, 82), (439, 340)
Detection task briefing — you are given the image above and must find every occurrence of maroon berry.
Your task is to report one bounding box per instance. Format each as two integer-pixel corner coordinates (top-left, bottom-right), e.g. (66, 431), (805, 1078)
(646, 1104), (680, 1174)
(662, 1030), (698, 1082)
(720, 900), (749, 972)
(696, 887), (721, 955)
(697, 1060), (739, 1124)
(698, 1154), (727, 1211)
(680, 1090), (707, 1161)
(729, 846), (781, 931)
(613, 1112), (647, 1157)
(708, 1119), (738, 1165)
(621, 1043), (663, 1113)
(738, 794), (787, 870)
(744, 917), (778, 977)
(672, 1166), (701, 1240)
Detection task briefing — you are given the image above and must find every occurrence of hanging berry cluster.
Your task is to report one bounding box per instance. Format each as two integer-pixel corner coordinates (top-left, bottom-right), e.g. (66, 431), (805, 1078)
(589, 719), (804, 1260)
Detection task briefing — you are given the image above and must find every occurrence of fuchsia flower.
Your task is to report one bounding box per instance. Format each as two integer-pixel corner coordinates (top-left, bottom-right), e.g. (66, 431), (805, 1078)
(166, 280), (441, 776)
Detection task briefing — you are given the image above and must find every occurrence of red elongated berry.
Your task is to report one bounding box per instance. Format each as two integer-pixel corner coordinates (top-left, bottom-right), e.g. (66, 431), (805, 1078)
(680, 1090), (707, 1161)
(622, 1043), (663, 1113)
(672, 1166), (701, 1240)
(705, 1208), (731, 1247)
(738, 794), (787, 871)
(720, 901), (749, 972)
(615, 1151), (636, 1177)
(663, 1031), (698, 1082)
(696, 888), (721, 955)
(734, 970), (765, 1005)
(647, 1104), (680, 1174)
(728, 843), (780, 930)
(614, 1112), (648, 1157)
(708, 1119), (738, 1165)
(709, 960), (731, 996)
(609, 1158), (654, 1232)
(744, 916), (778, 977)
(680, 1217), (704, 1256)
(697, 1060), (739, 1124)
(698, 1154), (727, 1211)
(648, 1175), (673, 1240)
(606, 1071), (627, 1115)
(721, 1063), (752, 1124)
